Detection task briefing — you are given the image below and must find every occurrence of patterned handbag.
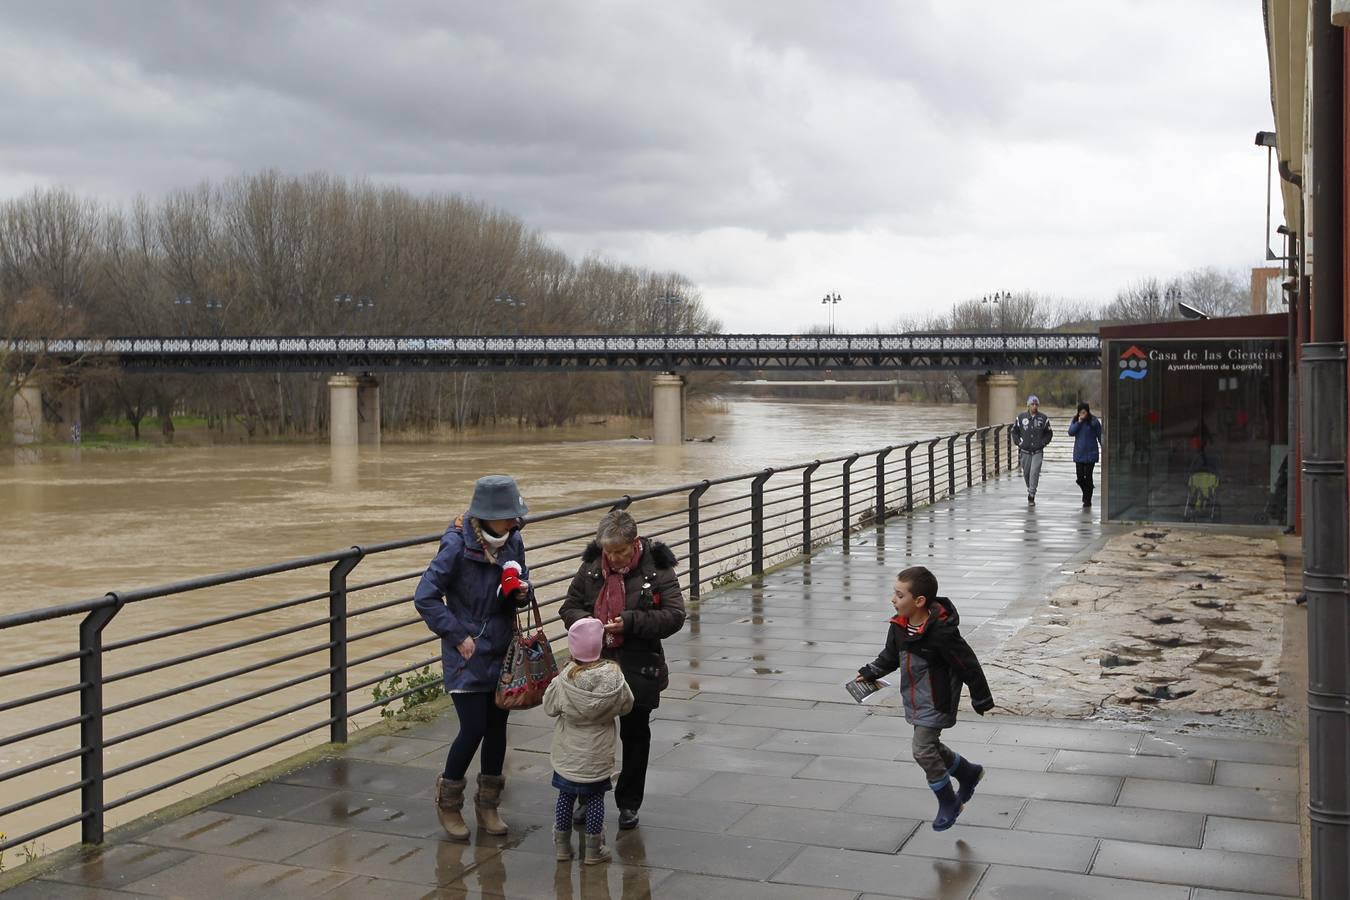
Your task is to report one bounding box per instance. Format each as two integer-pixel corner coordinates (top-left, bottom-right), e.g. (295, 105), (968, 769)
(494, 594), (559, 710)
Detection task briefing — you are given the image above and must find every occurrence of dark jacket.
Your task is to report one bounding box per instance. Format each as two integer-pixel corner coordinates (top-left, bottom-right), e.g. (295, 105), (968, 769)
(560, 540), (686, 709)
(413, 514), (532, 693)
(1012, 410), (1053, 453)
(1067, 414), (1102, 464)
(859, 596), (993, 728)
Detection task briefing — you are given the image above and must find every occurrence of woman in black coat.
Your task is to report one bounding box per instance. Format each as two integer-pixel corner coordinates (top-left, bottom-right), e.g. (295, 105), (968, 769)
(559, 508), (686, 829)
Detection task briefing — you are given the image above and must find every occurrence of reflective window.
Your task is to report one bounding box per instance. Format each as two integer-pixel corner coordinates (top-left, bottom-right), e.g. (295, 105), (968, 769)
(1106, 338), (1290, 525)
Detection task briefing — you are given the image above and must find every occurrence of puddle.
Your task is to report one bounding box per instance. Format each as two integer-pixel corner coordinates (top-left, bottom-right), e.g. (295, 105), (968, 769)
(750, 667), (783, 675)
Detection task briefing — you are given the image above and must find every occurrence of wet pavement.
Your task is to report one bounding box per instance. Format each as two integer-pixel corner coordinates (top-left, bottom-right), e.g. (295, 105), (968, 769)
(6, 469), (1305, 898)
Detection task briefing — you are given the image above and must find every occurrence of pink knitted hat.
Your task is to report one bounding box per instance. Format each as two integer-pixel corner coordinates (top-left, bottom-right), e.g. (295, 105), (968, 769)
(568, 617), (604, 663)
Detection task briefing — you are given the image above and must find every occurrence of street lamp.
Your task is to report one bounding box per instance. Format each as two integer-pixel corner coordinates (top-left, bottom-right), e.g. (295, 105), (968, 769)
(655, 293), (683, 334)
(1255, 130), (1279, 261)
(982, 290), (1010, 333)
(821, 292), (841, 334)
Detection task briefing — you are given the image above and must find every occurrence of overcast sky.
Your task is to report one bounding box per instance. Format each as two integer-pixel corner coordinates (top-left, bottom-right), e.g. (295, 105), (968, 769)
(0, 1), (1274, 332)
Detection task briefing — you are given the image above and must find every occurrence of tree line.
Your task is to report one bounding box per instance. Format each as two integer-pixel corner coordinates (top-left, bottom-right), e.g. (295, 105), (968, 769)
(1, 172), (1259, 439)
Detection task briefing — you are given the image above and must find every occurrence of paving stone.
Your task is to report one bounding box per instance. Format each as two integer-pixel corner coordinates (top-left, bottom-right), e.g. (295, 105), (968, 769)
(611, 793), (755, 834)
(453, 847), (673, 898)
(902, 821), (1098, 873)
(683, 691), (817, 708)
(338, 734), (448, 764)
(686, 771), (861, 810)
(320, 876), (465, 899)
(843, 783), (1023, 829)
(282, 831), (497, 885)
(655, 872), (859, 900)
(655, 741), (811, 776)
(1047, 748), (1215, 783)
(754, 728), (904, 759)
(1190, 890), (1302, 900)
(208, 782), (339, 819)
(1115, 778), (1300, 823)
(0, 883), (143, 899)
(283, 790), (443, 838)
(1091, 840), (1302, 896)
(41, 842), (191, 890)
(772, 844), (985, 897)
(649, 698), (740, 723)
(647, 718), (780, 749)
(989, 723), (1144, 753)
(721, 704), (869, 733)
(970, 864), (1190, 899)
(603, 825), (800, 880)
(1202, 816), (1302, 858)
(121, 854), (354, 898)
(276, 758), (432, 799)
(1213, 760), (1301, 792)
(1014, 799), (1204, 847)
(726, 805), (920, 852)
(136, 811), (344, 863)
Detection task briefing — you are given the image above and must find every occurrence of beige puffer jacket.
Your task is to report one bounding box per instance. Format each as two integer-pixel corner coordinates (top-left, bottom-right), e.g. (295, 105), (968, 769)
(544, 660), (635, 782)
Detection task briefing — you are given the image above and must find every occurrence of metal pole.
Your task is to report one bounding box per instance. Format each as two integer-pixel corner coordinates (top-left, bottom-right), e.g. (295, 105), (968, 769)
(980, 428), (988, 481)
(686, 482), (711, 599)
(842, 454), (858, 549)
(1307, 9), (1349, 897)
(927, 438), (941, 504)
(875, 446), (895, 523)
(965, 432), (974, 488)
(329, 550), (362, 744)
(802, 462), (821, 555)
(750, 469), (772, 574)
(946, 433), (958, 498)
(904, 443), (917, 511)
(994, 427), (1001, 476)
(79, 595), (124, 845)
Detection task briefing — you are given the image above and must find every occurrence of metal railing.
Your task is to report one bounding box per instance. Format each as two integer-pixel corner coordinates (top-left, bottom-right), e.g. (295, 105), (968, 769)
(0, 424), (1014, 856)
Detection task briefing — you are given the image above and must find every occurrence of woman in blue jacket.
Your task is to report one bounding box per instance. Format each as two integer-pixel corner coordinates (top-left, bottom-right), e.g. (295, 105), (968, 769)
(414, 475), (532, 841)
(1067, 403), (1103, 508)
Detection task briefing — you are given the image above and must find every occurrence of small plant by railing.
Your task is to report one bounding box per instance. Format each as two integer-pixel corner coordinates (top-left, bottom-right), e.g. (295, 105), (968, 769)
(370, 667), (443, 722)
(0, 424), (1014, 864)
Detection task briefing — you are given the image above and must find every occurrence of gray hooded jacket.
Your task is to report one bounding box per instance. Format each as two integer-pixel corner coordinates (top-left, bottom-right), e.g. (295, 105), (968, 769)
(544, 660), (635, 782)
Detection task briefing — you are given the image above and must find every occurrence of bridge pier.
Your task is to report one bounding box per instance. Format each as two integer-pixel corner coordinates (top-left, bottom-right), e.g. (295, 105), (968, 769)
(328, 373), (381, 449)
(652, 373), (686, 445)
(975, 372), (1018, 428)
(12, 380), (82, 444)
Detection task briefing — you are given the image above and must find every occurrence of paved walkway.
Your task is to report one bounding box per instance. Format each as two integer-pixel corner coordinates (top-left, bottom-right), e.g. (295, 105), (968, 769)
(8, 468), (1305, 899)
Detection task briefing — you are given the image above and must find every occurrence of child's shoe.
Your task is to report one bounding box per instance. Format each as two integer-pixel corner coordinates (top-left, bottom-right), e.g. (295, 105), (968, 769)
(582, 832), (611, 865)
(948, 754), (985, 804)
(928, 776), (964, 831)
(554, 827), (574, 860)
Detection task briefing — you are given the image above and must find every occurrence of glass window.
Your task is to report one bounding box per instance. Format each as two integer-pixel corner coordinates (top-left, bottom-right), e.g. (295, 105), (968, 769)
(1106, 338), (1289, 525)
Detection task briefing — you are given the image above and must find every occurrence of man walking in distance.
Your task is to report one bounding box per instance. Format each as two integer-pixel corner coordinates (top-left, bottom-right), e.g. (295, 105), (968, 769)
(1011, 395), (1052, 505)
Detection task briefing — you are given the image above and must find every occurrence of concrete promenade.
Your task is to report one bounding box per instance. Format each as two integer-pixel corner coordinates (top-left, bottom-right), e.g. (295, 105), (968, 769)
(8, 468), (1305, 898)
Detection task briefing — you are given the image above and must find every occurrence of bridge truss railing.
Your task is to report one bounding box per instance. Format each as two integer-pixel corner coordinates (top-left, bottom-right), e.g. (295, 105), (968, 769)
(0, 424), (1014, 860)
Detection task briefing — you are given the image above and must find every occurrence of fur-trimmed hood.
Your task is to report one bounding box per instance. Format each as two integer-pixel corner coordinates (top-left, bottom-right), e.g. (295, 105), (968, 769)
(581, 538), (677, 570)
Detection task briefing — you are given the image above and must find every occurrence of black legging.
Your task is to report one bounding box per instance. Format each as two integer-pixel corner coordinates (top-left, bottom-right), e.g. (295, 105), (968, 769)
(1075, 461), (1096, 503)
(442, 691), (510, 780)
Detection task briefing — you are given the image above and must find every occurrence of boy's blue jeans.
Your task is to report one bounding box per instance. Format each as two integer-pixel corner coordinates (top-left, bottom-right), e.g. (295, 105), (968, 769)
(913, 725), (957, 782)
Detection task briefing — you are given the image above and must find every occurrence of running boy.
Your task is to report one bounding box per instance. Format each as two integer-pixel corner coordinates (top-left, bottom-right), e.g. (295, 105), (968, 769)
(856, 565), (994, 831)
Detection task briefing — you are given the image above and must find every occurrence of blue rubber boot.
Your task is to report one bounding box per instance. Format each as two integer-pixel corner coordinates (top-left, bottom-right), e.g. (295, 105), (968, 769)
(948, 753), (984, 805)
(928, 776), (963, 831)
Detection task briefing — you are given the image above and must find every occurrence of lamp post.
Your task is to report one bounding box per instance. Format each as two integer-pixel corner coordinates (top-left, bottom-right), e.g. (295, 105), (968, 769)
(821, 292), (841, 334)
(655, 293), (683, 334)
(982, 290), (1010, 334)
(333, 291), (375, 335)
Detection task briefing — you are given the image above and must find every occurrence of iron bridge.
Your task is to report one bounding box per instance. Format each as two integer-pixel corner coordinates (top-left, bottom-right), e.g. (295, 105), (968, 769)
(4, 332), (1102, 373)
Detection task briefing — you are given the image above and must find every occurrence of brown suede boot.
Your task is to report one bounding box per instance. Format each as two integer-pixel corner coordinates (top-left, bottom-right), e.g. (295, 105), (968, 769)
(434, 776), (469, 842)
(582, 832), (611, 865)
(475, 773), (509, 835)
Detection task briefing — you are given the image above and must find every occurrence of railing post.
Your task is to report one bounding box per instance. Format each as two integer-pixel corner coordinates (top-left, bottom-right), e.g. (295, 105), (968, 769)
(329, 549), (363, 744)
(927, 438), (941, 504)
(751, 469), (773, 574)
(841, 454), (859, 548)
(802, 461), (821, 555)
(994, 427), (1001, 476)
(965, 432), (974, 488)
(1008, 424), (1015, 470)
(875, 446), (895, 523)
(687, 481), (711, 599)
(979, 428), (989, 482)
(946, 433), (958, 498)
(80, 594), (124, 845)
(904, 443), (917, 511)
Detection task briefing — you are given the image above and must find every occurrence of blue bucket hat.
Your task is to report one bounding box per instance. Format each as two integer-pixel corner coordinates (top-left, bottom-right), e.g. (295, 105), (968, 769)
(466, 475), (528, 520)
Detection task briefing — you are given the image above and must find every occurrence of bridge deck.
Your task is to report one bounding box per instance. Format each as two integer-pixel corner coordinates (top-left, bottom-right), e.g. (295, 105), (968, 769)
(13, 470), (1304, 899)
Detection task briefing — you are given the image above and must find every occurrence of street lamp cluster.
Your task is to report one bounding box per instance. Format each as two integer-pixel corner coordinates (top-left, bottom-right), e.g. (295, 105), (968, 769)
(172, 294), (223, 310)
(982, 290), (1010, 333)
(655, 293), (683, 333)
(821, 292), (841, 334)
(334, 292), (375, 309)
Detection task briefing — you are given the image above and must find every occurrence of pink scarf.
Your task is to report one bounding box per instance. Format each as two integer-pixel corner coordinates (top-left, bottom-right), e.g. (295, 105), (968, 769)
(596, 539), (642, 649)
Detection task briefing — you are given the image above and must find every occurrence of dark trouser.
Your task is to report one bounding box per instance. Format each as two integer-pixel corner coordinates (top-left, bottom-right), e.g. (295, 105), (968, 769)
(1075, 461), (1096, 504)
(442, 691), (510, 779)
(912, 725), (957, 783)
(615, 705), (653, 811)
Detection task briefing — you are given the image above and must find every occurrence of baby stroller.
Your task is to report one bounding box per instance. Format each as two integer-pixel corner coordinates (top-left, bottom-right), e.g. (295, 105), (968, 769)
(1183, 469), (1220, 522)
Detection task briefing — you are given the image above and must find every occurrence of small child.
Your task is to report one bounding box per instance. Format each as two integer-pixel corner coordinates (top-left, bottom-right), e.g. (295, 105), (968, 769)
(544, 616), (635, 864)
(856, 565), (994, 831)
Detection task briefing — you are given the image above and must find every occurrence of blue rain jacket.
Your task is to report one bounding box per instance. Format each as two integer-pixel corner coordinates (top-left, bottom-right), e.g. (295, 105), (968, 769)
(413, 514), (532, 693)
(1067, 415), (1103, 464)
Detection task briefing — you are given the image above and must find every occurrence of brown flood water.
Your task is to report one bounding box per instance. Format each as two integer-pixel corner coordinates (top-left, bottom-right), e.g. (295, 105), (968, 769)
(0, 397), (978, 856)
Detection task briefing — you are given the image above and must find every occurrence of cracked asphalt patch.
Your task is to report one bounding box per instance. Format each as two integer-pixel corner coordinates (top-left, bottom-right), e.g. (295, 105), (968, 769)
(987, 528), (1294, 725)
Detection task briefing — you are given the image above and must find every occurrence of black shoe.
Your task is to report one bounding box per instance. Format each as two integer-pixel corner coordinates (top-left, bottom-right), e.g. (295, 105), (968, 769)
(617, 808), (639, 830)
(1028, 494), (1035, 505)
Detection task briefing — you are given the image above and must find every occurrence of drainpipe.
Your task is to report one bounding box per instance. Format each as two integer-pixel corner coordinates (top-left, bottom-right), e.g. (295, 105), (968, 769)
(1305, 6), (1349, 899)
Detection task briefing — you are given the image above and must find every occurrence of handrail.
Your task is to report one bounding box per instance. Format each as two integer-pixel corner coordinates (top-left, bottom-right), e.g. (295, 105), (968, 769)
(0, 424), (1013, 855)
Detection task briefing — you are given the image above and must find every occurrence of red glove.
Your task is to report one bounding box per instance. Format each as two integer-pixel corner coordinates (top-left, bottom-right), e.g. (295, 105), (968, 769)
(500, 561), (528, 599)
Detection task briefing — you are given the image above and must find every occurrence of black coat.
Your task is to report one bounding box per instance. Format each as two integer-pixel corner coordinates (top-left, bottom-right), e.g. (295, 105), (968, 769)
(560, 540), (686, 708)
